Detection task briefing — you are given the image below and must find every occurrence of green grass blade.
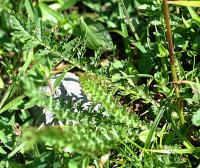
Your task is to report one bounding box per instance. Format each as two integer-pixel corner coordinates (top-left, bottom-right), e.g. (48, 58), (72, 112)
(118, 2), (131, 57)
(145, 147), (200, 154)
(187, 7), (200, 27)
(144, 105), (165, 149)
(25, 0), (35, 19)
(7, 143), (26, 159)
(19, 49), (34, 74)
(0, 85), (15, 109)
(120, 0), (139, 41)
(53, 70), (68, 91)
(168, 1), (200, 7)
(0, 95), (25, 114)
(0, 76), (4, 89)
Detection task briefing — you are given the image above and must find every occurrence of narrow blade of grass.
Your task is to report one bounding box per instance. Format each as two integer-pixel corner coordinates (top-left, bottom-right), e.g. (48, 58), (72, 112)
(0, 95), (25, 114)
(144, 105), (165, 149)
(168, 1), (200, 7)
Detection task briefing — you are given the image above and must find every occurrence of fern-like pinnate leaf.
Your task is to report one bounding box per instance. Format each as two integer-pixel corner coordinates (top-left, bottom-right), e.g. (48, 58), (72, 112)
(22, 125), (120, 155)
(80, 73), (143, 129)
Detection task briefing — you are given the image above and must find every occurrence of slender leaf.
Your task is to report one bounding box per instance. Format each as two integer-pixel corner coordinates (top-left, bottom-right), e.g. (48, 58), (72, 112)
(39, 2), (63, 23)
(144, 105), (165, 149)
(168, 1), (200, 7)
(0, 95), (25, 114)
(25, 0), (34, 19)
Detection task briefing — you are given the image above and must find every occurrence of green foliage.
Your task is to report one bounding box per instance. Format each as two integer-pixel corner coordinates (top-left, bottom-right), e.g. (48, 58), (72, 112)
(78, 18), (114, 51)
(0, 0), (200, 167)
(80, 73), (142, 128)
(192, 108), (200, 126)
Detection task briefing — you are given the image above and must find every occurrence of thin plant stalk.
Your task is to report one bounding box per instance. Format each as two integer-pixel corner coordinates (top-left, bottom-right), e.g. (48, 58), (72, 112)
(120, 0), (139, 41)
(118, 2), (132, 57)
(163, 0), (185, 125)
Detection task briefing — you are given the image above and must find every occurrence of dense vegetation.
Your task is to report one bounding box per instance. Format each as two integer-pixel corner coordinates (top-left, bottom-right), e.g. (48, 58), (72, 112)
(0, 0), (200, 167)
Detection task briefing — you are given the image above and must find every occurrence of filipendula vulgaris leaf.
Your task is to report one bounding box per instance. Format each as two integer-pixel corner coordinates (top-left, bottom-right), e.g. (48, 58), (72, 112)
(21, 123), (120, 155)
(79, 73), (142, 129)
(21, 77), (124, 154)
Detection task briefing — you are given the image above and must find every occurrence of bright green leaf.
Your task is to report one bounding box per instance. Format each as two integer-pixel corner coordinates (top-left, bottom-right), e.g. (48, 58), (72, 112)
(25, 0), (35, 19)
(53, 71), (68, 90)
(61, 0), (79, 10)
(0, 147), (7, 154)
(0, 131), (8, 144)
(192, 109), (200, 126)
(168, 1), (200, 7)
(0, 77), (4, 89)
(157, 43), (169, 57)
(78, 18), (114, 51)
(39, 2), (63, 23)
(188, 7), (200, 27)
(133, 42), (147, 53)
(139, 129), (155, 144)
(0, 95), (25, 114)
